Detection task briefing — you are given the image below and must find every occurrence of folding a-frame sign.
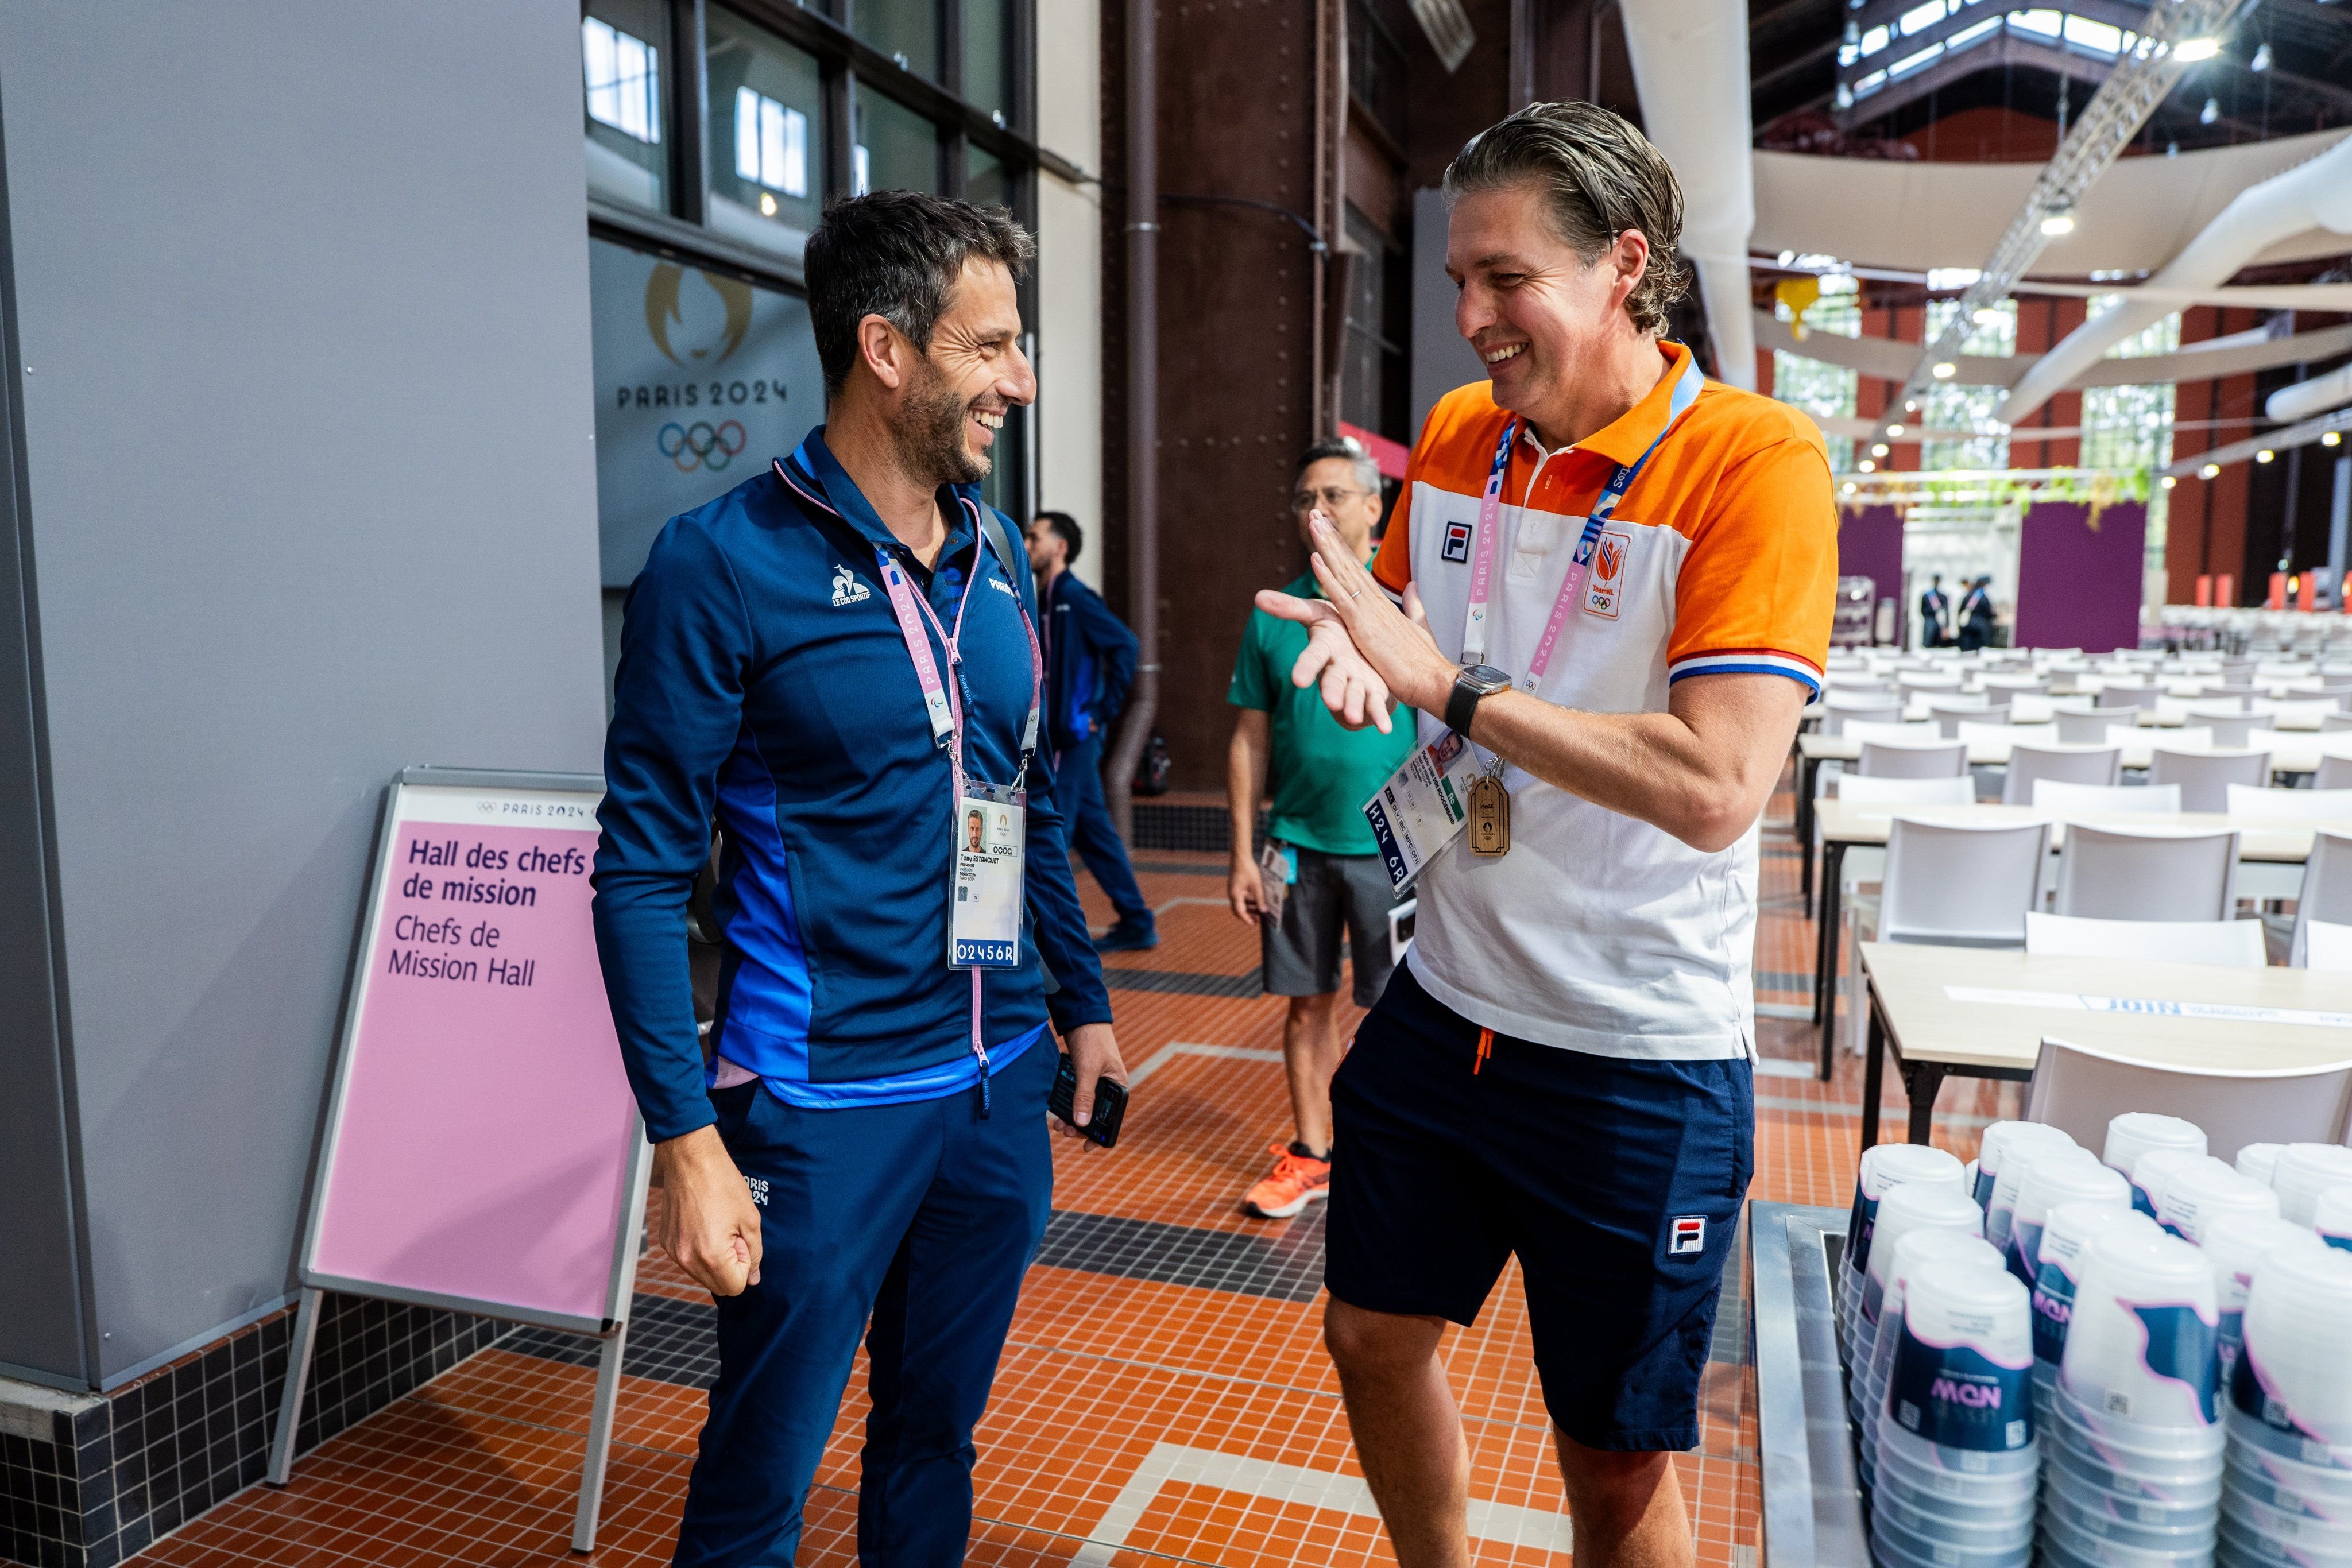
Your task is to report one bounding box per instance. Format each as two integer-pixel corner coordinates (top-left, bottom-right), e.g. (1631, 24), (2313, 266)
(270, 768), (652, 1552)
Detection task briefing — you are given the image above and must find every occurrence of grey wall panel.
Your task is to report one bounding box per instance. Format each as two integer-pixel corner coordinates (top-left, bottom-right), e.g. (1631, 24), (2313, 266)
(0, 1), (605, 1383)
(0, 101), (91, 1389)
(1409, 185), (1486, 447)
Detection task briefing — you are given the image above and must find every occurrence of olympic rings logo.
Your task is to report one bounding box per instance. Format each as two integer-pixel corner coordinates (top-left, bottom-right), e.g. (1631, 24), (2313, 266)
(659, 419), (748, 473)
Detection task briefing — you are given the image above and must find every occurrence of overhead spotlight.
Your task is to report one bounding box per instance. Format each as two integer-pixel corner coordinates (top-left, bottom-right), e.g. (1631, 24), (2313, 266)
(1859, 459), (1877, 473)
(2173, 36), (2222, 63)
(760, 192), (777, 216)
(1974, 306), (2005, 325)
(1842, 481), (1858, 494)
(2257, 449), (2276, 464)
(1835, 82), (1855, 110)
(2252, 42), (2272, 72)
(1904, 399), (1919, 413)
(1871, 442), (1890, 457)
(2200, 96), (2220, 125)
(2201, 463), (2222, 479)
(2161, 475), (2178, 490)
(1887, 423), (1906, 437)
(2040, 211), (2076, 237)
(2326, 431), (2344, 448)
(1932, 361), (1958, 379)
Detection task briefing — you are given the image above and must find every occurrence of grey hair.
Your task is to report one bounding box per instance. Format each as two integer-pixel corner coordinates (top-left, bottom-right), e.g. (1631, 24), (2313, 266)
(1443, 101), (1689, 336)
(1294, 436), (1382, 498)
(806, 190), (1035, 400)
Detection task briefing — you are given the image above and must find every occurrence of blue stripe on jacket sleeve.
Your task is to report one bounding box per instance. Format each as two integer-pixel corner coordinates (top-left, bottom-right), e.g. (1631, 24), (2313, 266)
(593, 515), (754, 1143)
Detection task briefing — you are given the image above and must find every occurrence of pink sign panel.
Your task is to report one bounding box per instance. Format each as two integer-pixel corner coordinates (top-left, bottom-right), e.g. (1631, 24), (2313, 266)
(308, 778), (640, 1326)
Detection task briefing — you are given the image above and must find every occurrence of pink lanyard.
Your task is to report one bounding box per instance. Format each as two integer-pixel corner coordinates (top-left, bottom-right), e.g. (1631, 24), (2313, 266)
(776, 464), (1044, 1113)
(1457, 354), (1701, 692)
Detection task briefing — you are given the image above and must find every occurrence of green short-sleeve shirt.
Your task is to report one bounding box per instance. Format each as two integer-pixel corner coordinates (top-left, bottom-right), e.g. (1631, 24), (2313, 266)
(1227, 574), (1421, 857)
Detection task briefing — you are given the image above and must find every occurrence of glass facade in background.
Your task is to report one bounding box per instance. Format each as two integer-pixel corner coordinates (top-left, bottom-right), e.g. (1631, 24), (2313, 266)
(855, 83), (939, 194)
(583, 0), (671, 211)
(1771, 287), (1859, 473)
(1339, 206), (1408, 440)
(705, 10), (826, 257)
(963, 0), (1012, 121)
(966, 145), (1008, 209)
(1920, 299), (2014, 471)
(858, 0), (941, 82)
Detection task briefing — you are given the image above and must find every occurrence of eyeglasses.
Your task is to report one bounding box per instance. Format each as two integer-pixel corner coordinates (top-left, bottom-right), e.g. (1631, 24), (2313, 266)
(1290, 486), (1374, 513)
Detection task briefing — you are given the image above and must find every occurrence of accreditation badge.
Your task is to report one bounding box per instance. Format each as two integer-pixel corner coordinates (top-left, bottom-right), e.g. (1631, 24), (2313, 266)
(951, 782), (1024, 969)
(1362, 729), (1479, 893)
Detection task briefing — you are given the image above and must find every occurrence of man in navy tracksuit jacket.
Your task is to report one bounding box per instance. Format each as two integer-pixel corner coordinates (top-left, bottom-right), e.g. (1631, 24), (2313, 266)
(593, 193), (1126, 1567)
(1023, 512), (1153, 948)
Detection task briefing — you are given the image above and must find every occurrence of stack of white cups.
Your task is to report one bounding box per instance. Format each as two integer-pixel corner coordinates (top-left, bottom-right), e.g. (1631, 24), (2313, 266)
(2237, 1144), (2284, 1189)
(2007, 1147), (2130, 1288)
(2272, 1144), (2352, 1226)
(2103, 1113), (2210, 1218)
(1859, 1229), (2006, 1497)
(1846, 1184), (1987, 1488)
(2030, 1203), (2150, 1426)
(2158, 1156), (2281, 1244)
(1872, 1256), (2038, 1568)
(2044, 1225), (2226, 1567)
(2203, 1213), (2312, 1399)
(2219, 1233), (2352, 1567)
(1988, 1125), (2080, 1256)
(1843, 1143), (1968, 1364)
(1976, 1121), (2042, 1213)
(2315, 1188), (2352, 1254)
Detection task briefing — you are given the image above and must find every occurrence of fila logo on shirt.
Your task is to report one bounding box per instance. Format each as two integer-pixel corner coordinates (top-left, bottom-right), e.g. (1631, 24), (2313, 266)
(1583, 529), (1631, 621)
(1669, 1216), (1705, 1256)
(1442, 521), (1473, 563)
(831, 564), (873, 607)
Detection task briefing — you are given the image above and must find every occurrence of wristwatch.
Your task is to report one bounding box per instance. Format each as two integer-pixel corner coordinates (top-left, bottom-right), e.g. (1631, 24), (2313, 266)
(1445, 664), (1514, 737)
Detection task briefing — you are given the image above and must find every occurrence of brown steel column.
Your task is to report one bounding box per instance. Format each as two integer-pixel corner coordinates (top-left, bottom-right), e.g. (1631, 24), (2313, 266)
(1105, 0), (1158, 844)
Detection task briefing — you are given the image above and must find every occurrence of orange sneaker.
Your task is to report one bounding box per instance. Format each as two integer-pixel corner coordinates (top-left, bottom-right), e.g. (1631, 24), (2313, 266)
(1244, 1142), (1332, 1219)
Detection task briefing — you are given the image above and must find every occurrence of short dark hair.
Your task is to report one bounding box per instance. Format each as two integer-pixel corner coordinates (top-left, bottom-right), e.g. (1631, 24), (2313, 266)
(1294, 436), (1381, 496)
(1443, 102), (1689, 336)
(1035, 509), (1083, 566)
(805, 191), (1035, 400)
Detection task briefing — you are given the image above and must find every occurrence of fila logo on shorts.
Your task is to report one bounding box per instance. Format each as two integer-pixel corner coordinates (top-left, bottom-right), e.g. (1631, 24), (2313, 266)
(1442, 521), (1472, 563)
(1669, 1216), (1705, 1256)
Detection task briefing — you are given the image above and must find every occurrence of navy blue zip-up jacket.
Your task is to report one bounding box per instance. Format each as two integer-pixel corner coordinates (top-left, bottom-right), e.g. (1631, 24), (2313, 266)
(1041, 570), (1138, 756)
(593, 429), (1115, 1141)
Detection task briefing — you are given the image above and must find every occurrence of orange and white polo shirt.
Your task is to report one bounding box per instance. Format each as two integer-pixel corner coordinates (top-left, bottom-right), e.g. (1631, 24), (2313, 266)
(1371, 341), (1836, 1060)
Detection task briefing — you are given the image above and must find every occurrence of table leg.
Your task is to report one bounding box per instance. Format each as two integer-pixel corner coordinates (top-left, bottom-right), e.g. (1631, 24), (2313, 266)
(1860, 990), (1885, 1151)
(1798, 754), (1821, 914)
(1815, 842), (1846, 1029)
(1901, 1062), (1948, 1146)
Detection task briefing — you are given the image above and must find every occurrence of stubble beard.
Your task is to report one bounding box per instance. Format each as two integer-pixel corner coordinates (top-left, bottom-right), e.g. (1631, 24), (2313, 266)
(893, 355), (989, 489)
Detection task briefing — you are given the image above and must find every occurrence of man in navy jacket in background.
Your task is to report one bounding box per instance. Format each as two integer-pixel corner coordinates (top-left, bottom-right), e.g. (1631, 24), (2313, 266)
(1023, 511), (1153, 951)
(593, 192), (1127, 1568)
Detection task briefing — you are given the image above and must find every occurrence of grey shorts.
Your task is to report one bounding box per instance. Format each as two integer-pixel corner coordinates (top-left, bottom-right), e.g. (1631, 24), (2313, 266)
(1262, 842), (1403, 1008)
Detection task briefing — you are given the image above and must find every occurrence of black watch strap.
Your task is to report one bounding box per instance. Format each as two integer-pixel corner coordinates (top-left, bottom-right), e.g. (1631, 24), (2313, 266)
(1445, 666), (1509, 736)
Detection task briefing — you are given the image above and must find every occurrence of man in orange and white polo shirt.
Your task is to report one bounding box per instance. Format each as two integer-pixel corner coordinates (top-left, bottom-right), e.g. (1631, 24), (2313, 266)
(1260, 102), (1835, 1568)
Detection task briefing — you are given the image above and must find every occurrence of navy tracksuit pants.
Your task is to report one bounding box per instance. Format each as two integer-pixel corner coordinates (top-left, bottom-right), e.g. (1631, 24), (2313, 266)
(672, 1040), (1055, 1567)
(1053, 734), (1152, 931)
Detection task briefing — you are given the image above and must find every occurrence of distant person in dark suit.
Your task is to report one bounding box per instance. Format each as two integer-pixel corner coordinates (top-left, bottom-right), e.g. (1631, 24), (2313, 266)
(1025, 510), (1154, 951)
(1958, 574), (1997, 651)
(1919, 573), (1951, 648)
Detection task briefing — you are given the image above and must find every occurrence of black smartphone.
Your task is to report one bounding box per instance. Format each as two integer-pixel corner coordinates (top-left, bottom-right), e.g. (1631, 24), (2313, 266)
(1050, 1052), (1128, 1148)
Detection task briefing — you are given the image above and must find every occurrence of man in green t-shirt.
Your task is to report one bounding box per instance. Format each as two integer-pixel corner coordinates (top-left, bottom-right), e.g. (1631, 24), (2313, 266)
(1226, 437), (1419, 1219)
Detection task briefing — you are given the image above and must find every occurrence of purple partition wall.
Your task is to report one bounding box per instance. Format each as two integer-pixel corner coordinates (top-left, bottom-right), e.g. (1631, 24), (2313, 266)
(1839, 504), (1905, 644)
(2013, 501), (2146, 653)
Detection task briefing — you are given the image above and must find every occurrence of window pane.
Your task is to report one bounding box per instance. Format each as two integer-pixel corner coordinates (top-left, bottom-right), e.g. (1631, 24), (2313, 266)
(962, 0), (1011, 120)
(706, 9), (825, 259)
(583, 0), (670, 212)
(857, 0), (941, 82)
(966, 145), (1008, 209)
(854, 84), (939, 195)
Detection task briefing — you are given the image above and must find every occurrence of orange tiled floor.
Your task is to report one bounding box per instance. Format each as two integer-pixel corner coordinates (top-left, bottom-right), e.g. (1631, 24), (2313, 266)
(105, 761), (2020, 1567)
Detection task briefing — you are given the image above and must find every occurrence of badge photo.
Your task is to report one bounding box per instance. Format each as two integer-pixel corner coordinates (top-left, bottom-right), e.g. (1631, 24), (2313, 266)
(1442, 520), (1473, 563)
(1583, 528), (1631, 620)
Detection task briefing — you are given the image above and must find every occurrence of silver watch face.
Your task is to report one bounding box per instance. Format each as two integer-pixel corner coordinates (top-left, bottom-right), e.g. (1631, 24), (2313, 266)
(1461, 664), (1512, 694)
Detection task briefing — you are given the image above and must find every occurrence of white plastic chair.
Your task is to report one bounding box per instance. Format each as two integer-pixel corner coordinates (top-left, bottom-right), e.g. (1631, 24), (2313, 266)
(2099, 684), (2161, 708)
(2025, 1037), (2352, 1162)
(2108, 724), (2211, 751)
(2273, 699), (2336, 729)
(1859, 740), (1968, 779)
(2323, 714), (2352, 734)
(2051, 823), (2239, 921)
(2149, 748), (2271, 814)
(2290, 830), (2352, 967)
(2032, 780), (2182, 815)
(1933, 700), (2011, 737)
(2189, 697), (2266, 719)
(2003, 744), (2121, 806)
(2225, 785), (2352, 825)
(2204, 714), (2262, 748)
(2316, 756), (2352, 791)
(2057, 707), (2136, 744)
(1822, 700), (1903, 737)
(2306, 920), (2352, 972)
(2024, 911), (2266, 967)
(1844, 720), (1942, 746)
(1982, 675), (2051, 696)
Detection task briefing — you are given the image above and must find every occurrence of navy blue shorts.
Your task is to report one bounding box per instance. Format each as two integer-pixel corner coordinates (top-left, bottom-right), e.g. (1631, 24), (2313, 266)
(1325, 962), (1754, 1452)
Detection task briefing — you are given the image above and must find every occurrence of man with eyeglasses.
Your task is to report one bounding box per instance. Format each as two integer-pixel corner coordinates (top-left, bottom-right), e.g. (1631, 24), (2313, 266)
(1223, 436), (1418, 1219)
